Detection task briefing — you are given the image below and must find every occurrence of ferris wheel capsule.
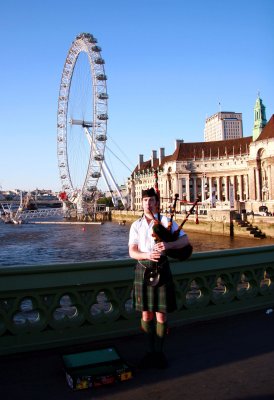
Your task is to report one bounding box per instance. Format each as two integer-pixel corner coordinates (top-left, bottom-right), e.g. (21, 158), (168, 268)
(57, 32), (108, 205)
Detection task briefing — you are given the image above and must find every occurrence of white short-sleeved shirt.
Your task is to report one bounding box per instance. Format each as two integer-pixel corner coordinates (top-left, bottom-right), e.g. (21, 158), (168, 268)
(128, 214), (185, 253)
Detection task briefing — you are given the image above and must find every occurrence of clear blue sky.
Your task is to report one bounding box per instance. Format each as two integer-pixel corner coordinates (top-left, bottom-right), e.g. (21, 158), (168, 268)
(1, 0), (273, 192)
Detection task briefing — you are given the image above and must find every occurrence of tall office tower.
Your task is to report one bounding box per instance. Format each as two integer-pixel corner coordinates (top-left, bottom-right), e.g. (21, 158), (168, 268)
(204, 112), (243, 142)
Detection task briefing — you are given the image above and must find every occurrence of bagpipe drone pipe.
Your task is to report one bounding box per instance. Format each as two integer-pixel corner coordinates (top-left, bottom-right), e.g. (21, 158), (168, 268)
(150, 190), (198, 261)
(152, 224), (193, 261)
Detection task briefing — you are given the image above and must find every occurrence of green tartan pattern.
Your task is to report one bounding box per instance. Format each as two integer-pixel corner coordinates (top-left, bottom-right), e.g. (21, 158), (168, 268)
(133, 259), (177, 313)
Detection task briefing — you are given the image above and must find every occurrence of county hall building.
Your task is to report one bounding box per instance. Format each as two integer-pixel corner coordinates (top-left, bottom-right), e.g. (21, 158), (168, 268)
(127, 96), (274, 214)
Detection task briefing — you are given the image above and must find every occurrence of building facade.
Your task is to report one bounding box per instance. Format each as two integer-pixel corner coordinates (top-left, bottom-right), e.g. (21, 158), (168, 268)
(204, 111), (243, 142)
(128, 96), (274, 214)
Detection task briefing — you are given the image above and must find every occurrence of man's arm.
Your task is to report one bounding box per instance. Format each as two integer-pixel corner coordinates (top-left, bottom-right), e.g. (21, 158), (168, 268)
(129, 243), (162, 262)
(166, 234), (190, 249)
(153, 234), (190, 253)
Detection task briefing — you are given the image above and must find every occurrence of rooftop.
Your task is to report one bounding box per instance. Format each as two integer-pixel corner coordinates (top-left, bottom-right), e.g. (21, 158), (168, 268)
(133, 114), (274, 173)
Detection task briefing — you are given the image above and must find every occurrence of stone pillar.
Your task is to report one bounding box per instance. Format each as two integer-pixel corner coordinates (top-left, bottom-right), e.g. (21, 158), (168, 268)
(178, 177), (183, 202)
(201, 177), (206, 202)
(267, 165), (271, 200)
(238, 175), (243, 201)
(248, 167), (256, 200)
(269, 165), (274, 199)
(218, 177), (222, 201)
(209, 177), (213, 201)
(243, 174), (248, 200)
(174, 174), (179, 197)
(232, 176), (237, 200)
(186, 175), (190, 201)
(192, 176), (197, 200)
(161, 175), (167, 209)
(130, 181), (135, 211)
(216, 177), (220, 201)
(225, 176), (230, 201)
(255, 169), (261, 201)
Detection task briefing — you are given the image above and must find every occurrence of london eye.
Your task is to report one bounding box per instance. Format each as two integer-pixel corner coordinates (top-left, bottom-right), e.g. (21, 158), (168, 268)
(57, 33), (109, 212)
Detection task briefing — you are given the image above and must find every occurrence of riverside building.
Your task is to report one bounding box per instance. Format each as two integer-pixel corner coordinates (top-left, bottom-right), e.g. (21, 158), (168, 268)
(128, 96), (274, 214)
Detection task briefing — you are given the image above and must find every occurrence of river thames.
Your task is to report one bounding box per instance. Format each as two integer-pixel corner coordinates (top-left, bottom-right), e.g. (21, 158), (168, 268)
(0, 220), (273, 266)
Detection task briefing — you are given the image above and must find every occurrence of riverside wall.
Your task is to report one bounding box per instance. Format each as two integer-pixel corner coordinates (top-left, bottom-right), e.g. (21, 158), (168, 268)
(111, 210), (274, 239)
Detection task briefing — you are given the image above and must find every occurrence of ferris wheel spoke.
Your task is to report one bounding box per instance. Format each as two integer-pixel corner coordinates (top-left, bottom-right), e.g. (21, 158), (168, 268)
(57, 33), (108, 205)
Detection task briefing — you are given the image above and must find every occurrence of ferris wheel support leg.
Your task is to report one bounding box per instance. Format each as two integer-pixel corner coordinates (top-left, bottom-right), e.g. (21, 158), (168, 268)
(88, 136), (124, 207)
(101, 167), (117, 207)
(84, 127), (126, 209)
(102, 161), (126, 207)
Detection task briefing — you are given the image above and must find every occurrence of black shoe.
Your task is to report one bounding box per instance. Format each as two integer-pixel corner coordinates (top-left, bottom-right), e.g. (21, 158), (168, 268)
(154, 352), (168, 369)
(138, 352), (155, 369)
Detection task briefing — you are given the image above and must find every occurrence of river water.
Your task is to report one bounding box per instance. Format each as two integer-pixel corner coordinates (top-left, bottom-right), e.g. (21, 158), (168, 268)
(0, 220), (273, 266)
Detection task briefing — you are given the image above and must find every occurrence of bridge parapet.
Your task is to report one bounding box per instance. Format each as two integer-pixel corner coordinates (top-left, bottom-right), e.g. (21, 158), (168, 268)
(0, 245), (274, 355)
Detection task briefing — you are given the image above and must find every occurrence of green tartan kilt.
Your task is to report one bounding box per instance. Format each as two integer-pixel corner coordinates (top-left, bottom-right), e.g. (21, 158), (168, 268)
(133, 259), (177, 313)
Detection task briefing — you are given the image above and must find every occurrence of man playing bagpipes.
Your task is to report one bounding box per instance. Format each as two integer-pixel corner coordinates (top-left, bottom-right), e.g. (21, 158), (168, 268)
(128, 187), (192, 369)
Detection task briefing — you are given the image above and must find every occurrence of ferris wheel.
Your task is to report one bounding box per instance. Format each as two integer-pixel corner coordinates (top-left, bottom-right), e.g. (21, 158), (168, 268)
(57, 33), (109, 207)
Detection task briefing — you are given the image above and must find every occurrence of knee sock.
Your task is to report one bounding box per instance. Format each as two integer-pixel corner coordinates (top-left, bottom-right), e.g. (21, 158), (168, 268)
(141, 319), (155, 353)
(155, 321), (168, 353)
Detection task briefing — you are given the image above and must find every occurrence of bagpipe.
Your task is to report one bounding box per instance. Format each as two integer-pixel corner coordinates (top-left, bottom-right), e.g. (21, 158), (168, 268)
(144, 196), (197, 286)
(150, 194), (197, 261)
(150, 170), (198, 261)
(143, 172), (198, 287)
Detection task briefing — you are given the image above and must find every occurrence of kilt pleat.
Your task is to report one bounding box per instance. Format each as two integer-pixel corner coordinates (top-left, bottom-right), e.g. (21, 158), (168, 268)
(133, 261), (177, 313)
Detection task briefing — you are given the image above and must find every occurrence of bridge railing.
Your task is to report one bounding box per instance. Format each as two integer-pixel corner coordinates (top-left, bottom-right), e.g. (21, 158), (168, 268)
(18, 207), (64, 220)
(0, 245), (273, 355)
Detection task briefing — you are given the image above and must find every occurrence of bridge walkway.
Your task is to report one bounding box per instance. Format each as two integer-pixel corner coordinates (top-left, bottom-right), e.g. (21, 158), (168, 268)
(1, 309), (274, 400)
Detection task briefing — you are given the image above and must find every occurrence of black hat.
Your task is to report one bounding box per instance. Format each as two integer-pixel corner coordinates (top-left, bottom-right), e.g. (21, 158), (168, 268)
(141, 188), (159, 199)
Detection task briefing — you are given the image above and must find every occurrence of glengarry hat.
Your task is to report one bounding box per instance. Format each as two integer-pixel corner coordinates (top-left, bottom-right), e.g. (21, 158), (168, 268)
(141, 188), (159, 199)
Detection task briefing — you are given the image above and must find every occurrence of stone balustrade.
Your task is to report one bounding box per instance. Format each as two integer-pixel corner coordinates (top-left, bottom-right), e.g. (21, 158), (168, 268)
(0, 245), (274, 355)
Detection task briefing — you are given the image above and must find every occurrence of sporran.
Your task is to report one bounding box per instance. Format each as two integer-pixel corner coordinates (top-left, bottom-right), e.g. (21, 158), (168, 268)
(139, 257), (169, 287)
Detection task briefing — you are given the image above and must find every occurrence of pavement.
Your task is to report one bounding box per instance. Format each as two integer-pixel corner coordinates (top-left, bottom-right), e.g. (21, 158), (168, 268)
(1, 309), (274, 400)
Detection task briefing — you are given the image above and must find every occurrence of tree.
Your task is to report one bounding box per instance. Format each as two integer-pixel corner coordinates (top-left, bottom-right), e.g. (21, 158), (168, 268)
(97, 196), (114, 207)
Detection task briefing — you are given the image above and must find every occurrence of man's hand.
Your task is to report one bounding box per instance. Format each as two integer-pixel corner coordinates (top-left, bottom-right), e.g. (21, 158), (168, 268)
(153, 241), (166, 253)
(154, 235), (190, 252)
(147, 249), (162, 262)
